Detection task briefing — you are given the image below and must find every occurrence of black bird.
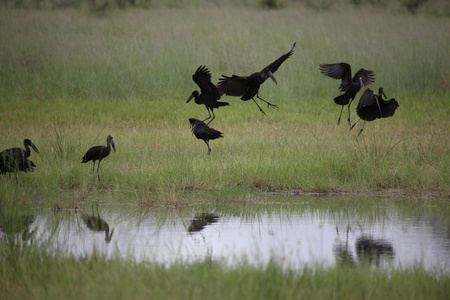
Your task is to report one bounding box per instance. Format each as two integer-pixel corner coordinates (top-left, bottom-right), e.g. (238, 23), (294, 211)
(319, 62), (375, 126)
(81, 135), (116, 181)
(22, 160), (36, 173)
(189, 118), (223, 155)
(80, 207), (114, 243)
(187, 65), (229, 125)
(217, 42), (296, 115)
(351, 87), (399, 135)
(0, 139), (40, 182)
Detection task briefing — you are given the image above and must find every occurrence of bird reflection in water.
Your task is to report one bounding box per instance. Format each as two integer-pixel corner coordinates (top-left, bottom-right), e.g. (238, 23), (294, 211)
(80, 206), (114, 243)
(188, 213), (219, 234)
(333, 225), (356, 267)
(333, 226), (395, 267)
(0, 214), (36, 242)
(355, 235), (395, 267)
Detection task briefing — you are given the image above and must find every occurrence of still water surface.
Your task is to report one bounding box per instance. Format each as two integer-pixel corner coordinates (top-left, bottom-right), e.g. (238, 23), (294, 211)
(2, 194), (449, 271)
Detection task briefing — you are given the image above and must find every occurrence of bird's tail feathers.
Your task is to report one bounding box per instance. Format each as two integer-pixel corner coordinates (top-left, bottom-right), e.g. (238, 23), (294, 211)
(215, 101), (230, 107)
(334, 94), (350, 105)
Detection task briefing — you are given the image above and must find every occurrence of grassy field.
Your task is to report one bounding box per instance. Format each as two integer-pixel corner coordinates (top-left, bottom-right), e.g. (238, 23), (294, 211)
(1, 7), (449, 202)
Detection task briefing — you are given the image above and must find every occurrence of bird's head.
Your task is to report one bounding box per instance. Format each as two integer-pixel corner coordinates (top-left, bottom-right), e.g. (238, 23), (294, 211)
(107, 135), (116, 152)
(379, 87), (387, 99)
(24, 139), (40, 154)
(189, 118), (202, 127)
(186, 91), (199, 103)
(189, 118), (206, 133)
(265, 68), (278, 84)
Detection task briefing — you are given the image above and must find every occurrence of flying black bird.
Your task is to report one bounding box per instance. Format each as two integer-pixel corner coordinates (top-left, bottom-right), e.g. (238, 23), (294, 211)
(0, 139), (40, 182)
(189, 118), (223, 155)
(217, 42), (296, 115)
(187, 65), (229, 125)
(351, 87), (399, 135)
(319, 62), (375, 126)
(81, 135), (116, 181)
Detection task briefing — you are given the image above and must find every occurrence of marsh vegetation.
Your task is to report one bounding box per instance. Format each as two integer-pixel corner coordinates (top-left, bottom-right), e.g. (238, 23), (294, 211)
(0, 3), (449, 299)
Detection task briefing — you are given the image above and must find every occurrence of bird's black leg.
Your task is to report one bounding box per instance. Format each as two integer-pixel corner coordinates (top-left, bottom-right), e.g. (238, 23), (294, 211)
(202, 108), (212, 125)
(350, 119), (360, 131)
(204, 141), (211, 155)
(357, 121), (366, 136)
(252, 98), (267, 116)
(337, 106), (344, 126)
(97, 160), (102, 181)
(347, 100), (354, 127)
(92, 161), (96, 174)
(257, 93), (278, 109)
(205, 109), (215, 126)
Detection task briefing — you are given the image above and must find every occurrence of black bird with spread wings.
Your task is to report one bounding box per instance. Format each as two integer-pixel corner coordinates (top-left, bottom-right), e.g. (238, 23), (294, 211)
(217, 42), (296, 115)
(187, 65), (229, 125)
(351, 87), (399, 135)
(0, 139), (39, 182)
(81, 135), (116, 181)
(189, 118), (223, 155)
(319, 62), (375, 126)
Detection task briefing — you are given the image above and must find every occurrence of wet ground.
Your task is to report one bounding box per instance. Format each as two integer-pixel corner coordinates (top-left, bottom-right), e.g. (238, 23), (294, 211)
(1, 194), (449, 271)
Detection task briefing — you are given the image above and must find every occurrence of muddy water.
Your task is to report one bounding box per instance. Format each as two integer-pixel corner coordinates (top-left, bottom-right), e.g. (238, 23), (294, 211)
(1, 195), (449, 271)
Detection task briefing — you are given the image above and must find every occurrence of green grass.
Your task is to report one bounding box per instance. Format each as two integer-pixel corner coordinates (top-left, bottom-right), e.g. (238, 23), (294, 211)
(0, 8), (449, 202)
(1, 248), (448, 300)
(0, 7), (449, 300)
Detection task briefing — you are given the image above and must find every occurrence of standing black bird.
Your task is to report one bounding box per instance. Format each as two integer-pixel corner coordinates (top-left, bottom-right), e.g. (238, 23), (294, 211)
(22, 160), (36, 173)
(189, 118), (223, 155)
(217, 42), (296, 115)
(0, 139), (40, 182)
(351, 87), (399, 135)
(81, 135), (116, 181)
(319, 62), (375, 126)
(187, 65), (229, 125)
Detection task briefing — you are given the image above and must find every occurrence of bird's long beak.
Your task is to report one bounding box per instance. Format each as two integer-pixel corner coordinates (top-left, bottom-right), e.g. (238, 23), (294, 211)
(381, 89), (387, 100)
(30, 142), (40, 154)
(268, 71), (278, 84)
(111, 141), (116, 152)
(359, 76), (364, 87)
(186, 93), (194, 103)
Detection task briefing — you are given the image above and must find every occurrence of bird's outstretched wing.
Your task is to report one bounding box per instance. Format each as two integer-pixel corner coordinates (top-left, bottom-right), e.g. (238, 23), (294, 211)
(216, 75), (249, 97)
(319, 62), (353, 91)
(380, 99), (399, 118)
(353, 68), (376, 87)
(192, 65), (221, 100)
(357, 88), (376, 110)
(264, 42), (296, 74)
